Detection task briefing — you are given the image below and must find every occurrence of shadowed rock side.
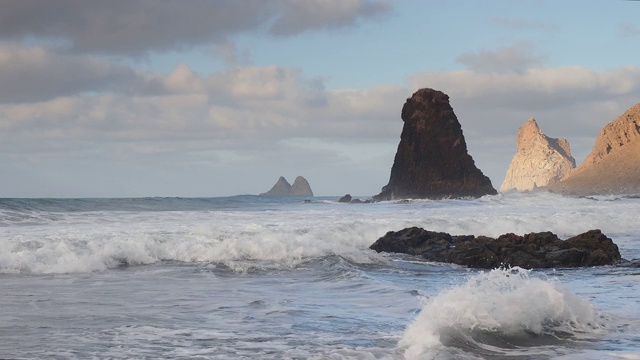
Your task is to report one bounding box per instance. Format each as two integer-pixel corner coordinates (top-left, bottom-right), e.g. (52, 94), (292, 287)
(260, 176), (291, 196)
(500, 118), (576, 192)
(290, 176), (314, 196)
(547, 103), (640, 195)
(373, 88), (496, 201)
(370, 227), (621, 269)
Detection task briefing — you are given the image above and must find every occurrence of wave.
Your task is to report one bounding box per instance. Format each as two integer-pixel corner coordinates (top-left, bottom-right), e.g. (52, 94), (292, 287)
(0, 220), (390, 274)
(399, 267), (610, 359)
(2, 192), (640, 274)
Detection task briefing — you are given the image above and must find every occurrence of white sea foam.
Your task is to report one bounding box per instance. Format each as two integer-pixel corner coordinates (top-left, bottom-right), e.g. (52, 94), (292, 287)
(1, 192), (639, 274)
(0, 215), (391, 274)
(400, 267), (609, 359)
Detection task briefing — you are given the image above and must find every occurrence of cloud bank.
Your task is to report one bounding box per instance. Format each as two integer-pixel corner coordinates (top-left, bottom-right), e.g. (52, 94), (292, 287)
(0, 0), (390, 55)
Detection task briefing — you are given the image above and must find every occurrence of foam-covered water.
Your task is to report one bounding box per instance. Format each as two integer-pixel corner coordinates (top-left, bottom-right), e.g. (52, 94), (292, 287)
(0, 193), (639, 359)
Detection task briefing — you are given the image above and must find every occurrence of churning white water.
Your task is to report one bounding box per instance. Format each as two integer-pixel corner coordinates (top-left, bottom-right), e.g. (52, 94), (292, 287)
(0, 193), (639, 359)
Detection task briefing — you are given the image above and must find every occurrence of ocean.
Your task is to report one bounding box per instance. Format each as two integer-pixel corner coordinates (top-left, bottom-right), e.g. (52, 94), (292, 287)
(0, 193), (638, 359)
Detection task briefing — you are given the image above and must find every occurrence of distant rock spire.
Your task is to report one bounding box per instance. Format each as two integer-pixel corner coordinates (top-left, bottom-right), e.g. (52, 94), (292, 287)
(260, 176), (291, 196)
(290, 176), (314, 196)
(260, 176), (313, 196)
(500, 118), (576, 192)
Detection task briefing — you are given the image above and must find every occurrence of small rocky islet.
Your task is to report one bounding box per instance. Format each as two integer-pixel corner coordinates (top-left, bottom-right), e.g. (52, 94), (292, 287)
(370, 227), (621, 269)
(260, 176), (313, 197)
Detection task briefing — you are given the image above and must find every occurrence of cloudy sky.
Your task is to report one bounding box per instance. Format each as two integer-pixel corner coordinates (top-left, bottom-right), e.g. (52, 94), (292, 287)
(1, 0), (639, 197)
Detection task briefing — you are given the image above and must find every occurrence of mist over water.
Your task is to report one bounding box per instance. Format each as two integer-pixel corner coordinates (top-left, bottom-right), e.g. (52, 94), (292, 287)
(0, 193), (639, 359)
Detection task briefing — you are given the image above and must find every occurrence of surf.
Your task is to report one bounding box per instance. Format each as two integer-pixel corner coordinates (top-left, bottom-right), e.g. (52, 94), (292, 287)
(400, 267), (610, 359)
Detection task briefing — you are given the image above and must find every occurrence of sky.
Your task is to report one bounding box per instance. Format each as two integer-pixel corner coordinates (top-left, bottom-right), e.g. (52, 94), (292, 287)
(1, 0), (639, 198)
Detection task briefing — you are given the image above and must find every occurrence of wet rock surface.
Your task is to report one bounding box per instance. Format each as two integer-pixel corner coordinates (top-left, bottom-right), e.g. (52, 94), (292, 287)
(370, 227), (621, 268)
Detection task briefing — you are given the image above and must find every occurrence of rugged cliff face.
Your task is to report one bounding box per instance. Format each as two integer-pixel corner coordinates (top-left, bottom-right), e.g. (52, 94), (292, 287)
(583, 103), (640, 166)
(500, 118), (576, 192)
(548, 103), (640, 195)
(260, 176), (313, 196)
(373, 88), (496, 201)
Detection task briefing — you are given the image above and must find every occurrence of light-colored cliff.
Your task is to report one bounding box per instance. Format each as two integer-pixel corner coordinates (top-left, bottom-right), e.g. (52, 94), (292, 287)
(500, 118), (576, 192)
(548, 103), (640, 195)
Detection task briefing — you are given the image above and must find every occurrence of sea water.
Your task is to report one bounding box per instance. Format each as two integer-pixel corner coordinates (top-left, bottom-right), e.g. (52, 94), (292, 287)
(0, 193), (638, 359)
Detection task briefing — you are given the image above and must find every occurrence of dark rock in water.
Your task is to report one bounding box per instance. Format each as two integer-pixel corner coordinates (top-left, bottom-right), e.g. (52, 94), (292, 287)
(373, 88), (496, 201)
(338, 194), (371, 203)
(370, 227), (621, 269)
(260, 176), (313, 196)
(290, 176), (314, 196)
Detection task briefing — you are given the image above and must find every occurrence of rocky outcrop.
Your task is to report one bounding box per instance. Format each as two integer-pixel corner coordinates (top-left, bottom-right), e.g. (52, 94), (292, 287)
(337, 194), (370, 203)
(373, 88), (496, 201)
(260, 176), (292, 196)
(370, 227), (621, 269)
(547, 103), (640, 195)
(500, 118), (576, 192)
(290, 176), (314, 196)
(260, 176), (314, 196)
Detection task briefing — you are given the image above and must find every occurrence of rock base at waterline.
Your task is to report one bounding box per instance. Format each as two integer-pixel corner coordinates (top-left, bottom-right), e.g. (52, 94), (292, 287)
(370, 227), (621, 269)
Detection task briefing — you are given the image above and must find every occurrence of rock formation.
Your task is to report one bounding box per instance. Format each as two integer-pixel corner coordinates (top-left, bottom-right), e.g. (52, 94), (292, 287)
(370, 227), (621, 269)
(289, 176), (314, 196)
(260, 176), (313, 196)
(500, 118), (576, 192)
(547, 103), (640, 195)
(373, 88), (496, 201)
(337, 194), (370, 203)
(260, 176), (291, 196)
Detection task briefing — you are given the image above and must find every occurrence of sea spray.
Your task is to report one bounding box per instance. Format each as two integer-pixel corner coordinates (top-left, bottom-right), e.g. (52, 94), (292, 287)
(0, 219), (390, 274)
(400, 267), (608, 359)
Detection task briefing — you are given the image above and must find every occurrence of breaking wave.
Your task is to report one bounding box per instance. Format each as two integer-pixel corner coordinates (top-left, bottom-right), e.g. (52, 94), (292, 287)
(400, 267), (610, 359)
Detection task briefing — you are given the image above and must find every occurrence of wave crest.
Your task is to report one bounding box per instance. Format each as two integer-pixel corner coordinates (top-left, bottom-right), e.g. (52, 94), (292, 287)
(400, 267), (609, 359)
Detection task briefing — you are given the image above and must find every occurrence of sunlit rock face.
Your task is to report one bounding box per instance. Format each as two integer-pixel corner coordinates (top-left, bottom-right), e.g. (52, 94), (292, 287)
(373, 88), (496, 201)
(500, 118), (576, 192)
(547, 103), (640, 195)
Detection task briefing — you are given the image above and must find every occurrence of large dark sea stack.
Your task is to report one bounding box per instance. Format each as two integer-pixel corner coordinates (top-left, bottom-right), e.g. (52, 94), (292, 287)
(373, 88), (496, 201)
(370, 227), (621, 269)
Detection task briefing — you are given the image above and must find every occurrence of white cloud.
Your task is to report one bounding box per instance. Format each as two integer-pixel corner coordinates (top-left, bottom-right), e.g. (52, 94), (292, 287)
(456, 42), (544, 73)
(491, 17), (558, 32)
